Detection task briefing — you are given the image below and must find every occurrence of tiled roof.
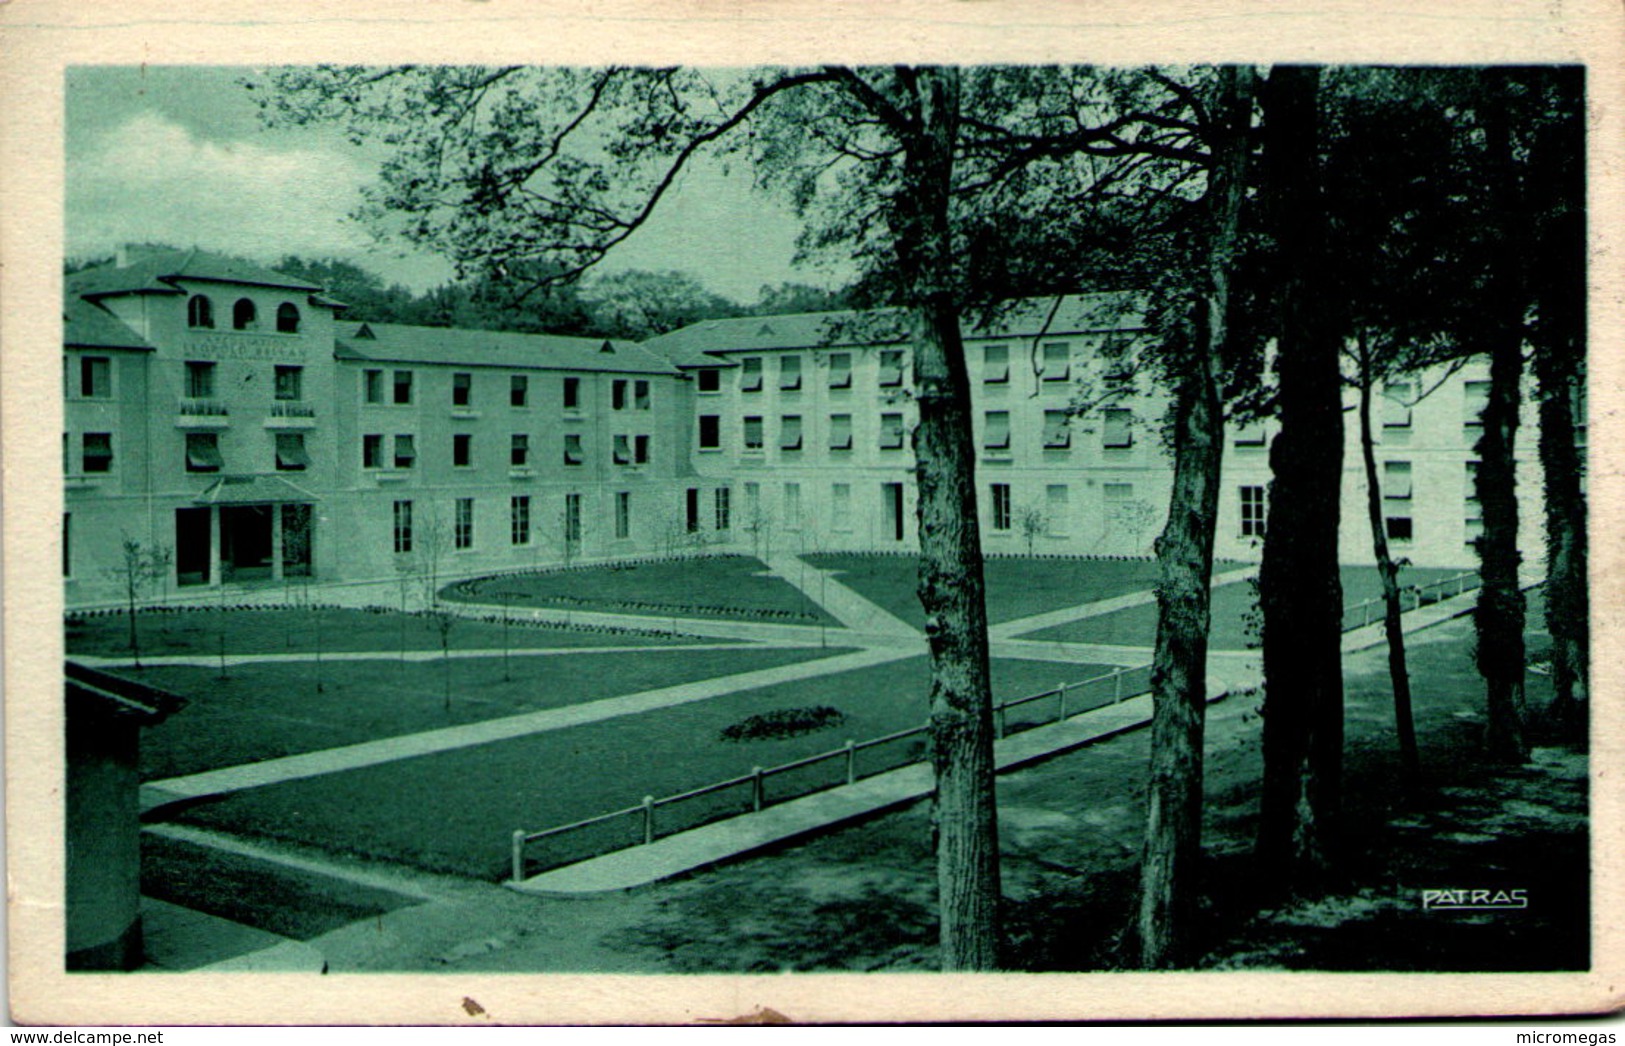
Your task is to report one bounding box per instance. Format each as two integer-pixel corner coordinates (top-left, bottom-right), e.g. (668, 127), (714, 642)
(67, 249), (324, 297)
(193, 474), (320, 506)
(64, 297), (152, 351)
(334, 321), (680, 376)
(641, 293), (1147, 367)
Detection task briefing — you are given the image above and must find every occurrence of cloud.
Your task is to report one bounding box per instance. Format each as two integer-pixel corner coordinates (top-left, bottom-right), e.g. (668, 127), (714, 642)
(67, 112), (371, 262)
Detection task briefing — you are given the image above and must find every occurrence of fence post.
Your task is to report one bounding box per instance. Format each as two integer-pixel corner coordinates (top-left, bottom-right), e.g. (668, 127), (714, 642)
(844, 739), (856, 785)
(995, 703), (1006, 740)
(1112, 667), (1124, 702)
(1057, 683), (1068, 722)
(642, 795), (656, 845)
(752, 766), (765, 812)
(511, 829), (526, 884)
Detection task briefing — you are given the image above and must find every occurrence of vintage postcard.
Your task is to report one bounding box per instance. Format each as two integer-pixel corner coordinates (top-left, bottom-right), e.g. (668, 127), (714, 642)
(4, 0), (1622, 1026)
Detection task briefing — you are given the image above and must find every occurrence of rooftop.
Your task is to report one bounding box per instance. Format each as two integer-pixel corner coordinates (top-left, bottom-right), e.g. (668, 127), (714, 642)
(67, 248), (325, 298)
(64, 297), (152, 351)
(334, 321), (679, 376)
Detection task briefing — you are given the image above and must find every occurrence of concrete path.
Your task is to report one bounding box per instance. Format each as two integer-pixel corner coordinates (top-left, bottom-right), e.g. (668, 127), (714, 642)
(140, 897), (327, 973)
(989, 565), (1256, 639)
(760, 554), (920, 638)
(511, 678), (1243, 895)
(74, 641), (805, 671)
(140, 644), (912, 813)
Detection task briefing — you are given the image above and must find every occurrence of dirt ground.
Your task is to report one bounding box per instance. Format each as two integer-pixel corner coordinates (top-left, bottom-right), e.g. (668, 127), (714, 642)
(280, 604), (1584, 974)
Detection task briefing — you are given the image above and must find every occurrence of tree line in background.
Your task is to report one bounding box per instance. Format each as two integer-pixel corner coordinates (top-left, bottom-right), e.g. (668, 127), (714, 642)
(95, 63), (1579, 972)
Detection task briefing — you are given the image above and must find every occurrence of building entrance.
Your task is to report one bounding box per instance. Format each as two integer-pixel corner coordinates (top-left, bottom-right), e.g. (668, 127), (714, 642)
(220, 505), (275, 581)
(882, 482), (904, 541)
(175, 507), (211, 587)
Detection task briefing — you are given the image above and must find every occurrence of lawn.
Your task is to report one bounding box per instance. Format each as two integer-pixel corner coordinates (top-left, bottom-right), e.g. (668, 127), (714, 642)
(443, 554), (840, 625)
(803, 554), (1195, 628)
(138, 645), (846, 780)
(1021, 565), (1477, 649)
(167, 655), (1122, 880)
(67, 604), (714, 660)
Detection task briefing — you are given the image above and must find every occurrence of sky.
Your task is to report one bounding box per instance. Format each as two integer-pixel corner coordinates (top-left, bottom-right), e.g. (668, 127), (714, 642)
(64, 65), (850, 303)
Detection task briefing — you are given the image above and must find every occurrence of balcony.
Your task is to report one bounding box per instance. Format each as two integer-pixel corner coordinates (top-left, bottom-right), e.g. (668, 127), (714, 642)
(265, 402), (317, 429)
(175, 400), (230, 429)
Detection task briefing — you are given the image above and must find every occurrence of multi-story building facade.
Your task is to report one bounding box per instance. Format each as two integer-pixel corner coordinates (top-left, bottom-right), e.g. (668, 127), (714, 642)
(63, 249), (1556, 606)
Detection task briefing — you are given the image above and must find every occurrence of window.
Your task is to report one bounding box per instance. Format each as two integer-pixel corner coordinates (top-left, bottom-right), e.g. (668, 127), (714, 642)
(990, 483), (1012, 531)
(185, 361), (216, 399)
(511, 495), (531, 545)
(686, 488), (700, 533)
(185, 431), (221, 473)
(275, 365), (303, 401)
(455, 498), (474, 550)
(698, 414), (721, 450)
(1240, 485), (1267, 538)
(563, 434), (584, 466)
(1464, 516), (1484, 544)
(453, 372), (472, 408)
(187, 295), (214, 329)
(511, 374), (529, 407)
(828, 353), (852, 389)
(829, 413), (853, 451)
(615, 491), (632, 539)
(563, 376), (581, 410)
(983, 345), (1009, 385)
(393, 370), (414, 405)
(364, 369), (384, 404)
(1042, 342), (1071, 383)
(511, 434), (529, 467)
(612, 379), (628, 410)
(743, 416), (765, 451)
(634, 379), (651, 410)
(453, 433), (473, 468)
(1465, 460), (1480, 507)
(233, 298), (257, 331)
(393, 500), (414, 554)
(832, 482), (852, 531)
(79, 357), (111, 399)
(1104, 482), (1134, 503)
(1384, 460), (1413, 500)
(741, 357), (763, 392)
(276, 303), (301, 334)
(878, 350), (904, 387)
(614, 434), (633, 465)
(274, 432), (309, 472)
(1463, 380), (1490, 427)
(780, 415), (803, 451)
(363, 434), (384, 469)
(1103, 408), (1134, 448)
(1046, 484), (1069, 536)
(880, 412), (905, 450)
(635, 435), (650, 464)
(697, 368), (721, 393)
(564, 493), (582, 543)
(394, 434), (416, 469)
(1386, 515), (1414, 542)
(784, 483), (802, 530)
(1233, 421), (1266, 447)
(1383, 380), (1415, 428)
(984, 411), (1011, 452)
(779, 355), (802, 391)
(714, 487), (732, 530)
(1043, 410), (1070, 450)
(81, 432), (114, 473)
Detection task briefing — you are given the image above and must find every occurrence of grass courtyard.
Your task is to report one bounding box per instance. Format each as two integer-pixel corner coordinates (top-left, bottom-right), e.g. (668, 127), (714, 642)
(167, 654), (1121, 879)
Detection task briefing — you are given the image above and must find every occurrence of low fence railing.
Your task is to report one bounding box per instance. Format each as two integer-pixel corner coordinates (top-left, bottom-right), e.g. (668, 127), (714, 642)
(509, 663), (1154, 882)
(1341, 571), (1479, 632)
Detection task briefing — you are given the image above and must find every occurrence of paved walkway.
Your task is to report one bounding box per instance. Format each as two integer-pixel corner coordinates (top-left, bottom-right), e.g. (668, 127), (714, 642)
(760, 553), (919, 638)
(140, 644), (911, 812)
(74, 641), (805, 671)
(988, 565), (1256, 639)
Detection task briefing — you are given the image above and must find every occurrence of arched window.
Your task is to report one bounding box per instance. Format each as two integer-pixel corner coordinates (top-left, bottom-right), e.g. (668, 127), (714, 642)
(233, 298), (257, 331)
(187, 295), (214, 329)
(276, 302), (301, 334)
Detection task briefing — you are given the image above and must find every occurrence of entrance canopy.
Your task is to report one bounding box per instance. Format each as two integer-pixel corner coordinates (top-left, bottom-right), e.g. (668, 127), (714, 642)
(193, 474), (318, 506)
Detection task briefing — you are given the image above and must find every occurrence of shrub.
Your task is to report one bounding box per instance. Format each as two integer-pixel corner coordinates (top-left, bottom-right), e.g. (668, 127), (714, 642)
(720, 705), (846, 743)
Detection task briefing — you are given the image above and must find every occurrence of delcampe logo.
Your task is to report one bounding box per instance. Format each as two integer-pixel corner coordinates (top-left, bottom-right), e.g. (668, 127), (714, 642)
(1421, 888), (1529, 911)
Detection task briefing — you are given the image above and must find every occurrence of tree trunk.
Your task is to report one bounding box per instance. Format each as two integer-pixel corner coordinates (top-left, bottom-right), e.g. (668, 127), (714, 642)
(892, 66), (1002, 971)
(1134, 63), (1251, 969)
(1528, 68), (1588, 735)
(1256, 64), (1345, 898)
(1356, 337), (1419, 781)
(1474, 74), (1530, 765)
